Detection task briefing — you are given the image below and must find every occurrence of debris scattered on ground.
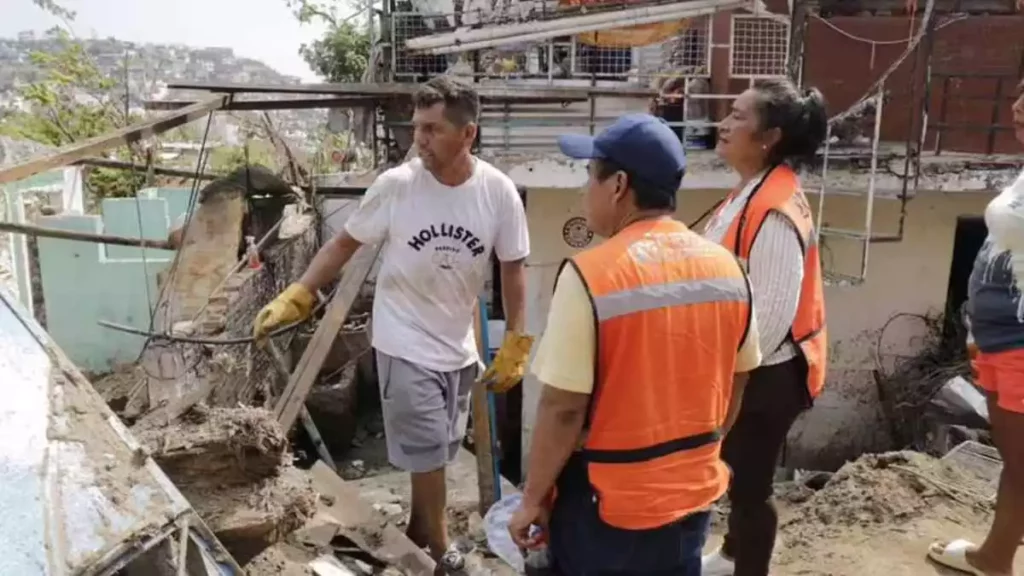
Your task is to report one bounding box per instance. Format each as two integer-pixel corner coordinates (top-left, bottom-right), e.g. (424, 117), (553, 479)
(246, 543), (316, 576)
(771, 451), (1002, 575)
(873, 312), (973, 450)
(89, 363), (144, 412)
(134, 404), (288, 487)
(184, 465), (318, 565)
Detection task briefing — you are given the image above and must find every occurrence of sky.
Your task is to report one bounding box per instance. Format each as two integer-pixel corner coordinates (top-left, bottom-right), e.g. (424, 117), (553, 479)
(2, 0), (335, 82)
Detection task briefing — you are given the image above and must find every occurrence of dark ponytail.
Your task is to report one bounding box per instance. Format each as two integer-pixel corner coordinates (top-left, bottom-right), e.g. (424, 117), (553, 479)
(752, 78), (829, 169)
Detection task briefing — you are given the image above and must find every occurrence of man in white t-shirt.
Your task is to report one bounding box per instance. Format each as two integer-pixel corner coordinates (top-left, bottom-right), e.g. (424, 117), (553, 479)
(252, 76), (532, 574)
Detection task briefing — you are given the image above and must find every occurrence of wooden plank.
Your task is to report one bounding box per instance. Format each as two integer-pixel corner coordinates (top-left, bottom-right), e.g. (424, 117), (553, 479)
(309, 461), (436, 575)
(273, 242), (383, 430)
(471, 301), (497, 516)
(0, 220), (175, 250)
(74, 157), (222, 181)
(144, 96), (379, 112)
(0, 95), (228, 185)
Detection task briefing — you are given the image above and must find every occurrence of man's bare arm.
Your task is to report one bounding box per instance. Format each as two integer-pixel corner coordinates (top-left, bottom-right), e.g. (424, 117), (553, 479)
(522, 385), (589, 508)
(500, 258), (527, 332)
(298, 231), (363, 293)
(723, 371), (750, 435)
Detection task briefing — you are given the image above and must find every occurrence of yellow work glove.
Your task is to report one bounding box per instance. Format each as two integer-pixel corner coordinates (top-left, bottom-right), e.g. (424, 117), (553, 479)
(480, 332), (535, 393)
(253, 283), (316, 344)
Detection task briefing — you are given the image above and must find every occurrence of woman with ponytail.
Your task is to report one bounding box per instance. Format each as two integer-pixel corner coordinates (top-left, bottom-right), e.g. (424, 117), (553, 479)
(701, 78), (830, 576)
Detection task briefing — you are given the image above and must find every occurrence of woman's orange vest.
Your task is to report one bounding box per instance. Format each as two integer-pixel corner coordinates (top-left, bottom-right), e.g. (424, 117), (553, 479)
(564, 217), (753, 530)
(710, 164), (828, 399)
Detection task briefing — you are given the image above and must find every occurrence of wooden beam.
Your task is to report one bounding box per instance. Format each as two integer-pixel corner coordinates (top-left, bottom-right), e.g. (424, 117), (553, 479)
(74, 157), (222, 181)
(273, 242), (383, 430)
(165, 80), (651, 100)
(0, 94), (229, 185)
(471, 301), (497, 515)
(0, 220), (175, 250)
(144, 96), (379, 112)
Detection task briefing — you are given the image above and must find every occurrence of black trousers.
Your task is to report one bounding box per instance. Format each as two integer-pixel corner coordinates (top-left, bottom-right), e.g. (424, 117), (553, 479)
(720, 356), (810, 576)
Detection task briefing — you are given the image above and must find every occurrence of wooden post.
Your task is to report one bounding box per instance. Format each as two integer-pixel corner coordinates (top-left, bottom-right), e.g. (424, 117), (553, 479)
(472, 299), (498, 516)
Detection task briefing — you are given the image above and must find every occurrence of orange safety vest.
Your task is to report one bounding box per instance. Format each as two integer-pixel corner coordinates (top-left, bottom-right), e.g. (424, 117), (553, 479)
(562, 217), (753, 530)
(710, 163), (828, 400)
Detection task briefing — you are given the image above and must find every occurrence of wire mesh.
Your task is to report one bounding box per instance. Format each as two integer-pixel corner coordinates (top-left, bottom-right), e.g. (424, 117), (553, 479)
(729, 14), (789, 79)
(385, 3), (724, 153)
(389, 6), (712, 86)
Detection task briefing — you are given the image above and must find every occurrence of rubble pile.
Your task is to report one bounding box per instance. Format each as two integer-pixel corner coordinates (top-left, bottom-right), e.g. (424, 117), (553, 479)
(773, 451), (996, 573)
(133, 403), (316, 564)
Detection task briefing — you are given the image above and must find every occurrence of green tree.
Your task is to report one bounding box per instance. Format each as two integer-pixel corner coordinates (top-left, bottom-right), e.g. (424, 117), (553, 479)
(32, 0), (76, 21)
(0, 29), (145, 199)
(287, 0), (372, 82)
(209, 140), (278, 174)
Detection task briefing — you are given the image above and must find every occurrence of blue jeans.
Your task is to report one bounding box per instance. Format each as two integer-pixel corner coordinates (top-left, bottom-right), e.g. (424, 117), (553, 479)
(546, 454), (710, 576)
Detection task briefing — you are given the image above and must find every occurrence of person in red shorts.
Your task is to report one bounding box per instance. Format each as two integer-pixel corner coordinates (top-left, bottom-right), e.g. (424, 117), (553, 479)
(927, 79), (1024, 576)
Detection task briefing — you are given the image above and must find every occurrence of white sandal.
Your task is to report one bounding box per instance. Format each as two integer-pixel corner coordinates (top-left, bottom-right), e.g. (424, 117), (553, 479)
(927, 539), (985, 575)
(701, 547), (735, 576)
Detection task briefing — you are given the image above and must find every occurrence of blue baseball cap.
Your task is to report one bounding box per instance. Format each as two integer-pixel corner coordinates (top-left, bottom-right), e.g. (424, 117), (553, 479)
(557, 113), (686, 198)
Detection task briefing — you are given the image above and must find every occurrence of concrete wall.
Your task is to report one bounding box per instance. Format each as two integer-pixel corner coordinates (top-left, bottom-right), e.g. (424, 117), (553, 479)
(34, 188), (192, 373)
(1, 167), (85, 314)
(519, 186), (993, 472)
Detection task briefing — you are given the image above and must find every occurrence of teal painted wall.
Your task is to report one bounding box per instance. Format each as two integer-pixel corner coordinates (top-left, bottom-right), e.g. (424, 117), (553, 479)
(36, 188), (194, 373)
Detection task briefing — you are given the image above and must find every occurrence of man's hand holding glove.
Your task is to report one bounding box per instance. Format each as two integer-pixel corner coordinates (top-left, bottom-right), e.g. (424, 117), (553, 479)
(252, 283), (316, 345)
(479, 332), (535, 393)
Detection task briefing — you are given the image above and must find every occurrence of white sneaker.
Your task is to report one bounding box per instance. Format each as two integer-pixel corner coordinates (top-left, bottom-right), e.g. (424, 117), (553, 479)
(701, 548), (735, 576)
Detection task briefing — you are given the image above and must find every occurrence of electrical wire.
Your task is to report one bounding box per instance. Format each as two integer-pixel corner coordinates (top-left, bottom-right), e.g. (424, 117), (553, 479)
(827, 0), (960, 126)
(136, 111), (215, 362)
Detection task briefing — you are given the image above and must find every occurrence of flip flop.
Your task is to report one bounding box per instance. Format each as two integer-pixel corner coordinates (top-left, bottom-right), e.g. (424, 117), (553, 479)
(927, 539), (985, 575)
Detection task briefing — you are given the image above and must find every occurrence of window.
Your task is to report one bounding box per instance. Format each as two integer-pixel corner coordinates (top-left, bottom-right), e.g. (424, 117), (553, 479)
(577, 45), (632, 76)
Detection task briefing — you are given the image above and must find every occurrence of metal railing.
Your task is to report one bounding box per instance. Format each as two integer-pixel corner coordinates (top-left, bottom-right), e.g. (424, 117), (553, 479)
(380, 88), (741, 153)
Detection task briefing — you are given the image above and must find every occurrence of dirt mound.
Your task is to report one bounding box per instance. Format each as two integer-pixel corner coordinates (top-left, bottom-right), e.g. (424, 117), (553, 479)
(134, 404), (288, 487)
(775, 451), (994, 571)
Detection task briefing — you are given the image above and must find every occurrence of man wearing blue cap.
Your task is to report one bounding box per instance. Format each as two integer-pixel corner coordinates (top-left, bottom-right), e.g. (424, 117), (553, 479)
(507, 114), (762, 575)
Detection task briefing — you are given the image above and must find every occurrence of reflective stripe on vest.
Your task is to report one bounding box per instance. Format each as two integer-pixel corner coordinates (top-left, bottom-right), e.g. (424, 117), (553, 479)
(569, 217), (751, 530)
(593, 277), (750, 321)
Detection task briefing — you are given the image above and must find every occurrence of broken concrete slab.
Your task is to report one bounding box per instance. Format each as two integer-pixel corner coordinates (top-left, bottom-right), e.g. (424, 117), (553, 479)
(134, 404), (289, 488)
(184, 464), (318, 565)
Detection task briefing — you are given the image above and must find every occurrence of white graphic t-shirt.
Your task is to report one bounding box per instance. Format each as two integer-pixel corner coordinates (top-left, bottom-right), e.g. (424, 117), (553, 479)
(345, 157), (529, 372)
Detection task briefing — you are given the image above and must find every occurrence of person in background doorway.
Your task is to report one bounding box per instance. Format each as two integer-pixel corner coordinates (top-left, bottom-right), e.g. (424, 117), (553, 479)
(251, 76), (533, 575)
(927, 78), (1024, 576)
(508, 113), (763, 575)
(700, 78), (829, 576)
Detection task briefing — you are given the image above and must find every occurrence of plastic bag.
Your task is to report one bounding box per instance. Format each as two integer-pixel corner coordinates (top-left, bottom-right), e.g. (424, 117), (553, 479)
(484, 493), (527, 573)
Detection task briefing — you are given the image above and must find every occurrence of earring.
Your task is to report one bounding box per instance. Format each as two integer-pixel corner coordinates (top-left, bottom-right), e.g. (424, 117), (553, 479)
(761, 145), (767, 151)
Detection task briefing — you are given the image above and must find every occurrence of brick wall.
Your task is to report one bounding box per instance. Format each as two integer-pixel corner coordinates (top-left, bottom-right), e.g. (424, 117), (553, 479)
(202, 221), (318, 407)
(802, 14), (1024, 154)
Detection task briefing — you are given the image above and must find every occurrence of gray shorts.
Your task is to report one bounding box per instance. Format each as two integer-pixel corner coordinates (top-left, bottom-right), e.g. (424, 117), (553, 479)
(375, 350), (476, 473)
